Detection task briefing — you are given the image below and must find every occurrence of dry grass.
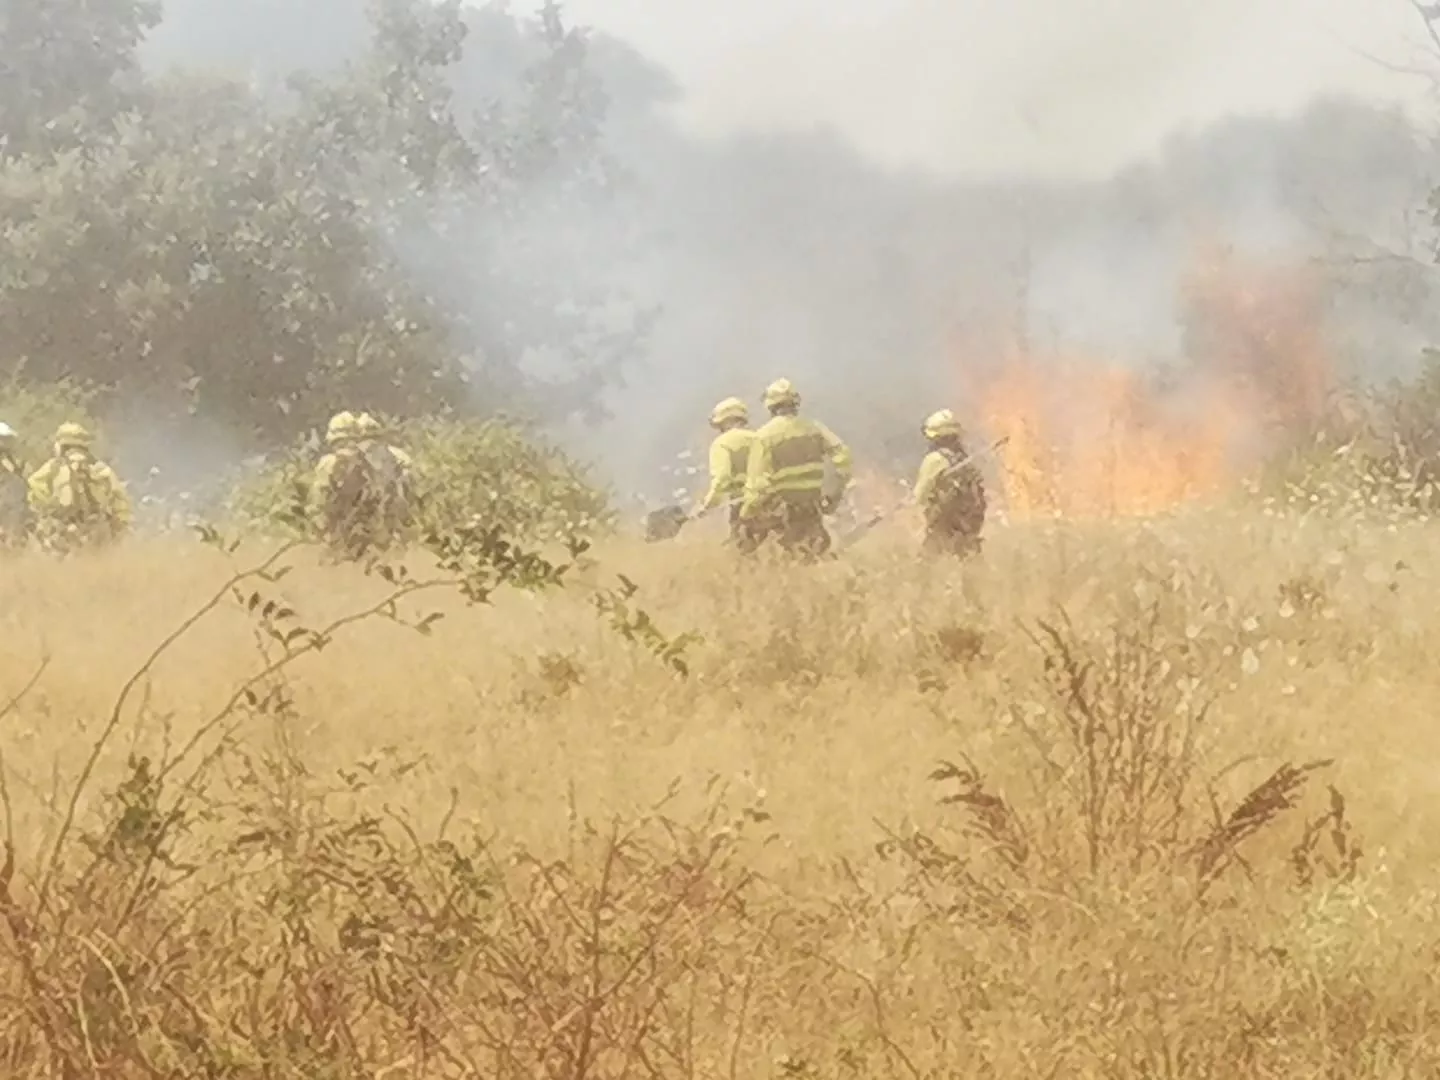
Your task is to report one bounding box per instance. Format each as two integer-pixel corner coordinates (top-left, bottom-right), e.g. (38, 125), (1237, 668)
(1, 503), (1439, 1077)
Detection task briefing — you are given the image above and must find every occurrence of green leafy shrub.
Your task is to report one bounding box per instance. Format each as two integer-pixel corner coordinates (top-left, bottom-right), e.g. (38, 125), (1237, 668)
(228, 414), (615, 544)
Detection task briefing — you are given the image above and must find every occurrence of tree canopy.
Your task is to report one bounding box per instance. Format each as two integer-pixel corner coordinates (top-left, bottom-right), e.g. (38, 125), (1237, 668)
(0, 0), (651, 448)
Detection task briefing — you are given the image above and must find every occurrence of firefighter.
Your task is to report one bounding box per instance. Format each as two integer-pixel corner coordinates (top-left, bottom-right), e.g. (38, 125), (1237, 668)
(913, 409), (987, 558)
(309, 410), (379, 558)
(694, 396), (755, 546)
(740, 378), (852, 560)
(0, 423), (30, 547)
(355, 412), (415, 546)
(27, 422), (131, 552)
(355, 413), (414, 472)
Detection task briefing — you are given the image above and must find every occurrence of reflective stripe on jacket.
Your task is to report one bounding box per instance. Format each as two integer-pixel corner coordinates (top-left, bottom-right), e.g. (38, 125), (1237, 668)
(742, 414), (851, 518)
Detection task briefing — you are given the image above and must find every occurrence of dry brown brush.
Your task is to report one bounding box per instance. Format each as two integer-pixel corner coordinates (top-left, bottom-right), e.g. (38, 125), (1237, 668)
(0, 509), (1437, 1077)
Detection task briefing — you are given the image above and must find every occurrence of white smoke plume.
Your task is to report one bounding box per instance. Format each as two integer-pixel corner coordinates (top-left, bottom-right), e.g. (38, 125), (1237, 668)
(137, 0), (1440, 506)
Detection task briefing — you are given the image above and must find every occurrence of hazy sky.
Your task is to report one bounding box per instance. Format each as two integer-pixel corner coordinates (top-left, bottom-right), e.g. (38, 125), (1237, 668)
(556, 0), (1436, 177)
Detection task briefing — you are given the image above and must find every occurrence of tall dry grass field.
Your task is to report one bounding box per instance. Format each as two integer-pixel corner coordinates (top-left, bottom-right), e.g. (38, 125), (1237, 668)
(1, 505), (1438, 1077)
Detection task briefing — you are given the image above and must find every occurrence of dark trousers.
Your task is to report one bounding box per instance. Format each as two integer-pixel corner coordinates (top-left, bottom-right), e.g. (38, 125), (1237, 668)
(741, 500), (831, 561)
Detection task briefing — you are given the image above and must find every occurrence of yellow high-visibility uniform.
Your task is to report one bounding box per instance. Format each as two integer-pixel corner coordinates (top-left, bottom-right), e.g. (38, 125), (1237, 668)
(741, 414), (851, 519)
(697, 427), (755, 513)
(913, 444), (986, 557)
(28, 450), (132, 548)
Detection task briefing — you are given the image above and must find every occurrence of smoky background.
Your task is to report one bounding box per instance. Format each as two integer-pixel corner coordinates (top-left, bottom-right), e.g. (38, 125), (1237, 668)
(20, 0), (1440, 514)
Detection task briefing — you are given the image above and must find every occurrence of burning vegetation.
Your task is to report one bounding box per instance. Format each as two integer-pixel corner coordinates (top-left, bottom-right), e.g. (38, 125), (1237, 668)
(971, 246), (1335, 520)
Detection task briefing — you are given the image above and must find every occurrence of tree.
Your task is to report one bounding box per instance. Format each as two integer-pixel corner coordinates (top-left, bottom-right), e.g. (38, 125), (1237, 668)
(0, 0), (654, 449)
(385, 1), (661, 427)
(0, 0), (161, 156)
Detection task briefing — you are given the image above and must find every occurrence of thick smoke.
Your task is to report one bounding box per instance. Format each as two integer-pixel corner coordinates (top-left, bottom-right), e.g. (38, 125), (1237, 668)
(138, 0), (1440, 509)
(567, 0), (1430, 177)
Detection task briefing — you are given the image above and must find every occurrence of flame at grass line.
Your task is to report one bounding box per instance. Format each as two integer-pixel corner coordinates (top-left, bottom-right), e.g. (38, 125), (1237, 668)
(969, 246), (1335, 522)
(977, 352), (1244, 519)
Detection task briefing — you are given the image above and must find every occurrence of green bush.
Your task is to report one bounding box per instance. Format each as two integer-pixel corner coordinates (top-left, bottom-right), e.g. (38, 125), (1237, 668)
(228, 414), (615, 544)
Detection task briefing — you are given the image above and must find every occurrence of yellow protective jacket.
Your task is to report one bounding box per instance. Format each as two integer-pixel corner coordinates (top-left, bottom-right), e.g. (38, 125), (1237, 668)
(27, 451), (132, 530)
(697, 427), (754, 513)
(741, 414), (852, 519)
(0, 455), (31, 539)
(913, 445), (985, 531)
(913, 449), (955, 509)
(309, 446), (363, 526)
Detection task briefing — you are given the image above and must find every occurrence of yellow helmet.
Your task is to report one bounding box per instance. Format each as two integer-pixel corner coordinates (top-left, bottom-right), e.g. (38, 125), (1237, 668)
(709, 397), (748, 428)
(325, 411), (360, 445)
(54, 421), (93, 450)
(922, 409), (963, 441)
(762, 378), (800, 411)
(355, 412), (382, 438)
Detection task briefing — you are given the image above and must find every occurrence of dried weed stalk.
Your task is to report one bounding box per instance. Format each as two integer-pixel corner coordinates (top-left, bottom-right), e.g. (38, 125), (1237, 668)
(882, 601), (1357, 941)
(0, 525), (723, 1078)
(1019, 603), (1212, 877)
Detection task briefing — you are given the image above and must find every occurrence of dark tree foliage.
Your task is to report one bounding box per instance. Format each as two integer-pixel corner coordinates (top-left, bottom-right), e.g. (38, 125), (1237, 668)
(0, 0), (649, 447)
(0, 0), (162, 156)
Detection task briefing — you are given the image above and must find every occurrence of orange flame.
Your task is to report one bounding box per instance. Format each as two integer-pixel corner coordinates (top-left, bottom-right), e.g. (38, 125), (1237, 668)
(969, 245), (1332, 521)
